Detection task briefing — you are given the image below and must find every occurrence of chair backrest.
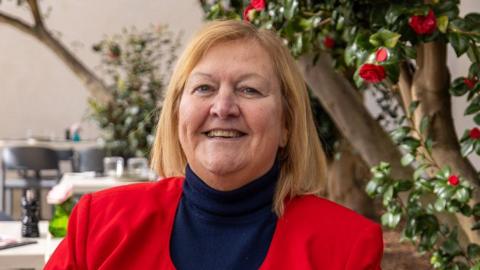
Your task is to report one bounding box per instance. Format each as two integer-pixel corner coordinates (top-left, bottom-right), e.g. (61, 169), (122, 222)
(2, 146), (60, 172)
(55, 149), (74, 161)
(73, 147), (106, 173)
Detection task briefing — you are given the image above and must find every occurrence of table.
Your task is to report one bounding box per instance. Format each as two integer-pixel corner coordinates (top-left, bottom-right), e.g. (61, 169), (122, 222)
(0, 221), (62, 270)
(0, 138), (100, 151)
(58, 172), (154, 195)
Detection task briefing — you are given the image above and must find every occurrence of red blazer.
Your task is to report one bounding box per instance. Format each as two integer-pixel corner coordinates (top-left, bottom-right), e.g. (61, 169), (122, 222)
(45, 177), (383, 270)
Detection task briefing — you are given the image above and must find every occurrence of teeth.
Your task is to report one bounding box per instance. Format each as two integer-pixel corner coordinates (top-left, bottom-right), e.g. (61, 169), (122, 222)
(206, 130), (243, 138)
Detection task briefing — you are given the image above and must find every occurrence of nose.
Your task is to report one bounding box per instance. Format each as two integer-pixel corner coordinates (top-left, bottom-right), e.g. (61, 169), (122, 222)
(210, 86), (240, 119)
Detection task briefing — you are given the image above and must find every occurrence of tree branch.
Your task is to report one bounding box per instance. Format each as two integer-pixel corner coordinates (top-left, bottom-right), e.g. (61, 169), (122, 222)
(398, 61), (413, 113)
(412, 41), (480, 243)
(0, 10), (111, 103)
(0, 10), (34, 36)
(26, 0), (43, 27)
(299, 54), (413, 180)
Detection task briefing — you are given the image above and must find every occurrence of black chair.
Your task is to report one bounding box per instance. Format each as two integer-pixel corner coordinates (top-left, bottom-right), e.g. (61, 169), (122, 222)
(56, 148), (74, 163)
(55, 148), (75, 172)
(73, 147), (106, 173)
(0, 146), (61, 216)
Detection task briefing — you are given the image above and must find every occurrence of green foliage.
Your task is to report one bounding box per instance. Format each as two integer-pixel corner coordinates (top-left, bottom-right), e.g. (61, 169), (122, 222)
(200, 1), (480, 267)
(368, 101), (478, 268)
(89, 26), (180, 158)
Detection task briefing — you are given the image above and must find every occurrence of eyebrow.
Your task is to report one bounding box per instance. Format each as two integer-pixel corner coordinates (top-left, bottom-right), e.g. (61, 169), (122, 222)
(188, 72), (270, 85)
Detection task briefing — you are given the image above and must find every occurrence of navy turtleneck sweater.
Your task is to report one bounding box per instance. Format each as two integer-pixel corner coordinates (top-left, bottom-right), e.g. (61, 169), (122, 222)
(170, 162), (280, 270)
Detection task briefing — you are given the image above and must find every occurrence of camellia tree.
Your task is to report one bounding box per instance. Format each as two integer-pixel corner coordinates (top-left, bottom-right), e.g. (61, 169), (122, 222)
(200, 0), (480, 268)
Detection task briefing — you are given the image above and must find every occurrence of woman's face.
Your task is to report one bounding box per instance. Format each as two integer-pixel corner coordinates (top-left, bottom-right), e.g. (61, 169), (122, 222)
(178, 39), (287, 191)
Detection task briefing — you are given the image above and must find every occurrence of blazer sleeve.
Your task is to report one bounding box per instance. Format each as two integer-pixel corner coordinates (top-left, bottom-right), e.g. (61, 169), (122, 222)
(44, 194), (92, 270)
(344, 223), (384, 270)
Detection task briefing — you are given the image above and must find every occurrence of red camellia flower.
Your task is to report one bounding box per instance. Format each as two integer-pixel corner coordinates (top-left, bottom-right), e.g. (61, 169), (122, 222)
(359, 64), (386, 83)
(243, 0), (266, 21)
(375, 48), (389, 62)
(464, 77), (478, 89)
(323, 36), (335, 49)
(469, 127), (480, 139)
(448, 175), (460, 186)
(409, 9), (437, 35)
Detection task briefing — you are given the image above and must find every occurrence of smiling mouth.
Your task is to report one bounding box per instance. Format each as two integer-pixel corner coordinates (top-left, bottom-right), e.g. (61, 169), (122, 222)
(203, 129), (246, 138)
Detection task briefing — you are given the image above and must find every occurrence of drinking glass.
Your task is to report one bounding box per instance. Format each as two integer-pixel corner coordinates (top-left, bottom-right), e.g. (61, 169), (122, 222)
(103, 156), (124, 177)
(127, 157), (149, 177)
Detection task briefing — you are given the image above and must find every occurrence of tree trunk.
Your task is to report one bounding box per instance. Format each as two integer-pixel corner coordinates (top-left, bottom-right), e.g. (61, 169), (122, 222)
(410, 41), (480, 244)
(299, 54), (412, 180)
(327, 138), (376, 219)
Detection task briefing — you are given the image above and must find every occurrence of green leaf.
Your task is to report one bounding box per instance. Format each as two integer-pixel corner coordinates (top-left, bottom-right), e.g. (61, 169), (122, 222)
(454, 188), (470, 203)
(369, 29), (401, 49)
(461, 139), (475, 157)
(471, 262), (480, 270)
(441, 237), (461, 256)
(383, 185), (394, 206)
(437, 166), (452, 180)
(401, 153), (415, 166)
(400, 137), (421, 153)
(425, 138), (433, 153)
(420, 116), (430, 135)
(470, 62), (480, 77)
(434, 198), (447, 212)
(465, 100), (480, 115)
(385, 5), (405, 25)
(395, 180), (413, 192)
(474, 114), (480, 126)
(284, 0), (299, 20)
(381, 212), (401, 228)
(465, 13), (480, 30)
(450, 77), (469, 96)
(437, 0), (460, 18)
(449, 32), (470, 57)
(299, 18), (313, 31)
(467, 244), (480, 260)
(408, 100), (420, 116)
(366, 180), (379, 197)
(473, 203), (480, 216)
(390, 126), (411, 143)
(437, 16), (449, 33)
(413, 164), (429, 180)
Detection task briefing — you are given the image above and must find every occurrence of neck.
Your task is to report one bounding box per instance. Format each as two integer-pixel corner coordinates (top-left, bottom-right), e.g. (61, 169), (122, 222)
(183, 160), (280, 217)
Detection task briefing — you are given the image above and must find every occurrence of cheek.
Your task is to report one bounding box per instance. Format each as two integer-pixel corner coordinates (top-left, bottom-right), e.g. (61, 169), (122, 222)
(178, 96), (208, 141)
(249, 102), (285, 141)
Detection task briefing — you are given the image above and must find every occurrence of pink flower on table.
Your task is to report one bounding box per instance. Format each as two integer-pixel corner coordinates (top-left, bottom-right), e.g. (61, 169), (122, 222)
(47, 184), (73, 205)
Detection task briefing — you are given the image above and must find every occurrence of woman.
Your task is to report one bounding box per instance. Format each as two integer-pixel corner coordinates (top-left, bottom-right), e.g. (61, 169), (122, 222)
(45, 20), (383, 270)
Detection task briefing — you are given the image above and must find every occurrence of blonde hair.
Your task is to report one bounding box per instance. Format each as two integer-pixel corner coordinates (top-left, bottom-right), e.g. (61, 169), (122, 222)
(151, 20), (327, 215)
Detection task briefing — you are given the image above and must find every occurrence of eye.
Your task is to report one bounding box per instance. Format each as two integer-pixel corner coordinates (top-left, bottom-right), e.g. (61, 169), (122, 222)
(238, 87), (262, 97)
(193, 84), (214, 95)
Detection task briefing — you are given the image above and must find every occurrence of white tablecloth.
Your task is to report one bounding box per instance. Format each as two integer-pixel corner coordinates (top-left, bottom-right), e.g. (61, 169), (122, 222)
(0, 221), (62, 270)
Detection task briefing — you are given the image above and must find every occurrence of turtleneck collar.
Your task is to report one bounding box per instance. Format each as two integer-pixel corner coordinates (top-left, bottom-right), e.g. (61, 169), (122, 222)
(183, 161), (280, 218)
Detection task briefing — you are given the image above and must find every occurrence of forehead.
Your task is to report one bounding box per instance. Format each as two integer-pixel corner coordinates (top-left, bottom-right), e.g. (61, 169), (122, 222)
(189, 39), (278, 81)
